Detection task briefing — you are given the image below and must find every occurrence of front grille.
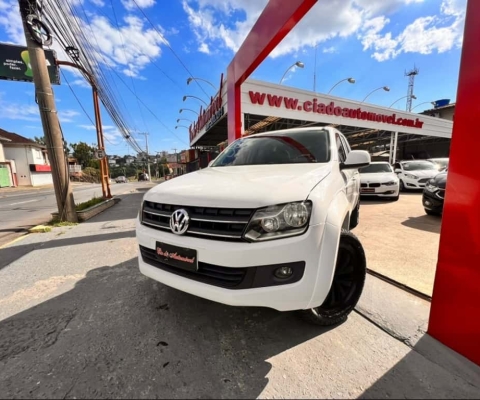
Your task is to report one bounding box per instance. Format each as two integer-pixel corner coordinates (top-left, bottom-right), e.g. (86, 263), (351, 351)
(142, 201), (255, 242)
(369, 183), (381, 188)
(360, 183), (368, 188)
(418, 178), (429, 184)
(140, 246), (252, 288)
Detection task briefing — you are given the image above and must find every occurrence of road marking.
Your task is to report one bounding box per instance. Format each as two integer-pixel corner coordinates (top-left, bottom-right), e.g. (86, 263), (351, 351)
(9, 199), (38, 206)
(0, 233), (31, 249)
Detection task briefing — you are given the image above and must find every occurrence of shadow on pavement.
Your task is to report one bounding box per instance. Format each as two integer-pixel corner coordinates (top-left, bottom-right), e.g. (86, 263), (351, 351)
(361, 334), (480, 399)
(401, 215), (441, 234)
(0, 231), (136, 271)
(0, 258), (335, 399)
(86, 191), (144, 223)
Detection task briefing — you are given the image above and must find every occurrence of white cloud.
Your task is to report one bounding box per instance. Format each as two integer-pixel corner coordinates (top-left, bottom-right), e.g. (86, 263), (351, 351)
(84, 15), (167, 77)
(198, 43), (211, 54)
(323, 46), (337, 54)
(182, 0), (465, 60)
(359, 0), (465, 61)
(121, 0), (155, 11)
(59, 110), (81, 123)
(0, 0), (25, 45)
(90, 0), (105, 6)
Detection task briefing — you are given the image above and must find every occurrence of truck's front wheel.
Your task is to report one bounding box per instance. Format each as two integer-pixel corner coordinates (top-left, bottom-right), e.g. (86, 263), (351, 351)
(297, 230), (366, 326)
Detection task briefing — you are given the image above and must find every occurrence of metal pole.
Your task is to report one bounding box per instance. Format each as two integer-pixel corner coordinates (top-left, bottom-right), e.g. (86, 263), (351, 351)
(18, 0), (77, 222)
(144, 133), (151, 182)
(389, 132), (394, 164)
(392, 132), (399, 164)
(92, 88), (111, 198)
(58, 60), (112, 198)
(313, 45), (317, 92)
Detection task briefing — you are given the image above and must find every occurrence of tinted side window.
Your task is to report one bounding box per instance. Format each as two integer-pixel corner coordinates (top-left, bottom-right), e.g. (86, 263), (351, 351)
(336, 134), (346, 163)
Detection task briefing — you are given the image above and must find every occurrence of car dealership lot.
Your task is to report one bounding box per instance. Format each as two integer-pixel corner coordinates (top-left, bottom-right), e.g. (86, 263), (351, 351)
(356, 191), (441, 297)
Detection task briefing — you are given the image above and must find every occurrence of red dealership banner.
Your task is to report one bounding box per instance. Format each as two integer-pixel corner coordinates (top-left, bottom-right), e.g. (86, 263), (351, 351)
(248, 91), (424, 129)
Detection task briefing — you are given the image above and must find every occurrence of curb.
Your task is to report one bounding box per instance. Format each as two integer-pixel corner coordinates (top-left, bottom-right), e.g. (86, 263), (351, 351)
(0, 233), (31, 249)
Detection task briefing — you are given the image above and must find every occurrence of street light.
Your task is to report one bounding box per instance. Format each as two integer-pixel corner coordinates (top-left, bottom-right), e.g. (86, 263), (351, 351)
(175, 125), (190, 129)
(389, 95), (417, 108)
(177, 118), (192, 124)
(411, 101), (435, 111)
(183, 95), (208, 106)
(361, 86), (390, 103)
(187, 77), (216, 90)
(179, 108), (199, 116)
(327, 77), (356, 94)
(279, 61), (305, 84)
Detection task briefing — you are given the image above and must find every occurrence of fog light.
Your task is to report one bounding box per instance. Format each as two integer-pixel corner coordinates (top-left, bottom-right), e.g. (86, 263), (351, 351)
(274, 266), (293, 279)
(425, 200), (432, 206)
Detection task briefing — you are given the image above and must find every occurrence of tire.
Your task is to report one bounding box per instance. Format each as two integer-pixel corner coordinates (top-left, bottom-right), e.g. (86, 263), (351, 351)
(399, 180), (406, 192)
(297, 229), (366, 326)
(425, 209), (441, 216)
(349, 201), (360, 230)
(390, 194), (400, 201)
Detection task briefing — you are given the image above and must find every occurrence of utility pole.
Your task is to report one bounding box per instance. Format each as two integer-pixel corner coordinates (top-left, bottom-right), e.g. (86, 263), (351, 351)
(144, 133), (151, 181)
(18, 0), (77, 222)
(313, 44), (317, 92)
(172, 148), (178, 176)
(405, 66), (419, 112)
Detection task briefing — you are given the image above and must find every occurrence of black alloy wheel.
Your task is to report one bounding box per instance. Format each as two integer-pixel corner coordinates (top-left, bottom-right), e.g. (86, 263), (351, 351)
(298, 229), (366, 326)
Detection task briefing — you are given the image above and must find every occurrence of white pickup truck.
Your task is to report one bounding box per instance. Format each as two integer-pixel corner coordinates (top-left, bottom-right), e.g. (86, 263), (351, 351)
(136, 127), (371, 326)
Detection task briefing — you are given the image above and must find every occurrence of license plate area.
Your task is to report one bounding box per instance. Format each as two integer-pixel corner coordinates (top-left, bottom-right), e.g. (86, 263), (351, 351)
(361, 188), (375, 193)
(155, 241), (198, 272)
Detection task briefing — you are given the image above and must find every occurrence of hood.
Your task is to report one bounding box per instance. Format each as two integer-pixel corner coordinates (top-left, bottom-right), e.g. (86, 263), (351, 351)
(360, 172), (397, 183)
(145, 164), (332, 208)
(431, 171), (448, 189)
(405, 169), (439, 178)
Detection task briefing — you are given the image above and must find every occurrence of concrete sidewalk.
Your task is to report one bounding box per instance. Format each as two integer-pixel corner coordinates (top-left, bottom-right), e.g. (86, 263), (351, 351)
(0, 189), (479, 399)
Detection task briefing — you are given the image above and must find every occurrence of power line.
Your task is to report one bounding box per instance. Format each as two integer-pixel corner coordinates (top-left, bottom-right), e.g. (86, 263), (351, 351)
(129, 0), (210, 99)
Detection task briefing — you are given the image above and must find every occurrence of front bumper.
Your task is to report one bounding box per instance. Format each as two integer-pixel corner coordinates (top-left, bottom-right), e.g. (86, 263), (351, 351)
(403, 177), (430, 189)
(136, 220), (331, 312)
(360, 183), (399, 197)
(422, 189), (444, 212)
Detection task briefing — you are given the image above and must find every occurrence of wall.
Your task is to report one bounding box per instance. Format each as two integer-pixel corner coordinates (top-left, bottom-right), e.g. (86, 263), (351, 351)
(0, 142), (5, 162)
(30, 172), (53, 186)
(3, 146), (30, 186)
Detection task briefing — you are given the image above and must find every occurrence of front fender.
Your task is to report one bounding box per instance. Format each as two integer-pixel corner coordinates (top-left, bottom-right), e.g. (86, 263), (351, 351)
(305, 192), (350, 309)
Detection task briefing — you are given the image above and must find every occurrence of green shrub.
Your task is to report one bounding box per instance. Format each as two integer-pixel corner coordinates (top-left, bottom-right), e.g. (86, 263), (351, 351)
(75, 196), (105, 211)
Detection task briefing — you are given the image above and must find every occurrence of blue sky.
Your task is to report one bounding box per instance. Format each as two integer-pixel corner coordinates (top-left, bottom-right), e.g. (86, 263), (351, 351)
(0, 0), (466, 156)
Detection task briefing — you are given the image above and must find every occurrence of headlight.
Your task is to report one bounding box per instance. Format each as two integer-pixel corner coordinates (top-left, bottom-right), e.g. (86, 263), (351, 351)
(383, 181), (397, 186)
(405, 173), (418, 179)
(244, 201), (312, 242)
(425, 182), (438, 192)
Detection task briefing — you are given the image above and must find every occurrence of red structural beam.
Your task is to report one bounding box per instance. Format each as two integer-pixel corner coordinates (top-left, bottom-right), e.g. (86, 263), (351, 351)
(428, 0), (480, 366)
(227, 0), (317, 143)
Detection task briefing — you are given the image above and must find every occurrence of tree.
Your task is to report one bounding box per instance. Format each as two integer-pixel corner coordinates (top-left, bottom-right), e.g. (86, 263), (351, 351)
(71, 142), (95, 168)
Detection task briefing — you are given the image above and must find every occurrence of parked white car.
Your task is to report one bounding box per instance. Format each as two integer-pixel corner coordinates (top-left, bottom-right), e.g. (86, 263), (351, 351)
(136, 127), (371, 326)
(393, 160), (439, 191)
(359, 162), (399, 200)
(427, 157), (449, 171)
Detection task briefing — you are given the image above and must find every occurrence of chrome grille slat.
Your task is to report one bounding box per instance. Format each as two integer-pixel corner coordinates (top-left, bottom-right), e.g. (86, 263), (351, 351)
(142, 201), (255, 242)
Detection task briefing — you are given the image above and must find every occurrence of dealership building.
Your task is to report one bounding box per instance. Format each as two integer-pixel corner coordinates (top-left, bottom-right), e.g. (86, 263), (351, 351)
(185, 77), (453, 167)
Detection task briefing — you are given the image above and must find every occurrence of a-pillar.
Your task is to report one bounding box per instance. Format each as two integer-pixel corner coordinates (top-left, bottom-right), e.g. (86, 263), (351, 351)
(428, 0), (480, 366)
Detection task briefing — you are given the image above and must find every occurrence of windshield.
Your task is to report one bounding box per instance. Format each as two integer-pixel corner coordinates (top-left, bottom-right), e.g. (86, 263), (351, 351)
(360, 163), (392, 173)
(211, 129), (330, 167)
(429, 159), (449, 169)
(401, 161), (436, 171)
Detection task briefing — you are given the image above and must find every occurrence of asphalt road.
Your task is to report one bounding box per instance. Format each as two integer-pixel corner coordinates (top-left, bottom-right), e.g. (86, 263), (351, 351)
(1, 191), (478, 399)
(0, 182), (150, 245)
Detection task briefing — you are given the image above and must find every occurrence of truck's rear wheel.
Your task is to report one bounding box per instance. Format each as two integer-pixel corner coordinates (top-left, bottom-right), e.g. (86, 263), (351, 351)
(297, 230), (366, 326)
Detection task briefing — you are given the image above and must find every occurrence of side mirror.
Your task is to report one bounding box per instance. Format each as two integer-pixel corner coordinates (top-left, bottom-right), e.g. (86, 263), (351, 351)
(394, 168), (402, 173)
(340, 150), (370, 170)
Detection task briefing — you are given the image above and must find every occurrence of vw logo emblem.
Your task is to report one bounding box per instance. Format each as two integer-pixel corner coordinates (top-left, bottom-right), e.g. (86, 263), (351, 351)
(170, 209), (190, 235)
